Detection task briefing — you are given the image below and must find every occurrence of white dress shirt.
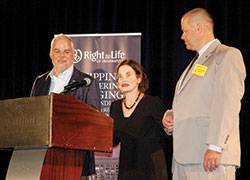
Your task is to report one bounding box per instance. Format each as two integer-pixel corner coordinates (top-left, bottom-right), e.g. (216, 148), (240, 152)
(49, 65), (74, 94)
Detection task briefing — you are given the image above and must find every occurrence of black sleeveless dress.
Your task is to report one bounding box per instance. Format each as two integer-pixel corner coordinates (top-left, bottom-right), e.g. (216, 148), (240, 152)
(110, 95), (168, 180)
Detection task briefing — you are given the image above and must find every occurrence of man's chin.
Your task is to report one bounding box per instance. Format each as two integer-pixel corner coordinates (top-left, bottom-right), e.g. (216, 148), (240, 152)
(185, 45), (191, 50)
(57, 65), (70, 72)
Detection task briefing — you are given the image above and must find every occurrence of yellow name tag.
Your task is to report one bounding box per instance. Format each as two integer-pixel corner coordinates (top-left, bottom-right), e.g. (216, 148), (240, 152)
(192, 64), (207, 76)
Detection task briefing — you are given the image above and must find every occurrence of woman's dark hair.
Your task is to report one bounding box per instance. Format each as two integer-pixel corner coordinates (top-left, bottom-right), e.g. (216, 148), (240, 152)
(116, 59), (149, 93)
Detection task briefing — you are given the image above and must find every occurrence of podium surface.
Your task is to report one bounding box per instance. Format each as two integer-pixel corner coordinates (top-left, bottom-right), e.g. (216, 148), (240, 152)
(0, 94), (113, 152)
(0, 94), (113, 179)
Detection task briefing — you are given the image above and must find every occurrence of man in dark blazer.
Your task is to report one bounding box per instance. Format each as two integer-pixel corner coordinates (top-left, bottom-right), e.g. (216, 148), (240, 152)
(31, 33), (101, 180)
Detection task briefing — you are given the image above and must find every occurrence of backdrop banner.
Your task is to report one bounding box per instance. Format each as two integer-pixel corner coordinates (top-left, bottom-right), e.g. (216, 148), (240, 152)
(68, 33), (141, 179)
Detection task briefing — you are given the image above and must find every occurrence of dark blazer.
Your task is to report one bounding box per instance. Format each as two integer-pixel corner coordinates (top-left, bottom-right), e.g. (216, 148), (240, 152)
(30, 67), (101, 175)
(31, 67), (101, 110)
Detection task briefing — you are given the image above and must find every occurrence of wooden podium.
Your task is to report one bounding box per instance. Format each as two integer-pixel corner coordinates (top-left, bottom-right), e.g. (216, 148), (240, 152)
(0, 94), (113, 180)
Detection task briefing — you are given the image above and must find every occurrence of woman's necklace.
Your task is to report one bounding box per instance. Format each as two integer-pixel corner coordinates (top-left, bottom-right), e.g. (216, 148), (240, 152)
(123, 93), (141, 110)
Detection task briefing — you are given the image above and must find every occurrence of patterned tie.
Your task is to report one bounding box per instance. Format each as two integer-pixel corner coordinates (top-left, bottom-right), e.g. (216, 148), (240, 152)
(180, 52), (199, 89)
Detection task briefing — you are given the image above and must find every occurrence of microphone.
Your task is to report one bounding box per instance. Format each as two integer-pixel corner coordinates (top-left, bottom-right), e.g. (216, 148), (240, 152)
(60, 77), (91, 94)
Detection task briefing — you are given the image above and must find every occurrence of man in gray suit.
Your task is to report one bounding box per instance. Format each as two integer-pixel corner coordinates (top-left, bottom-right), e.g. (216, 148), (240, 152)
(162, 8), (246, 180)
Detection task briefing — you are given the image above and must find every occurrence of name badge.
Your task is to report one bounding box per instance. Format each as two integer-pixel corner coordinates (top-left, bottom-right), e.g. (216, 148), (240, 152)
(192, 64), (207, 76)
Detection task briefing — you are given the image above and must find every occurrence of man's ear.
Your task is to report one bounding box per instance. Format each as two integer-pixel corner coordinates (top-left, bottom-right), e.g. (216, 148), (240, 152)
(196, 23), (203, 33)
(49, 51), (52, 60)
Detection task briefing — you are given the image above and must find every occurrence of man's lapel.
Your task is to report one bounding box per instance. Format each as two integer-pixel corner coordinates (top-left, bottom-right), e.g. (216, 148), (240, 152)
(178, 40), (221, 94)
(68, 67), (80, 84)
(41, 73), (51, 95)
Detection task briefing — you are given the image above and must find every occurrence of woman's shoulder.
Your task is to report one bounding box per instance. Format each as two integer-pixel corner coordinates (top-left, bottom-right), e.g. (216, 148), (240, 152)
(142, 95), (166, 113)
(111, 98), (123, 107)
(143, 95), (166, 108)
(143, 94), (162, 102)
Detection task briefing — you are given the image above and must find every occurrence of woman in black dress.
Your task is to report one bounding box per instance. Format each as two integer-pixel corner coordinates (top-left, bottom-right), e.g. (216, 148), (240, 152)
(110, 59), (168, 180)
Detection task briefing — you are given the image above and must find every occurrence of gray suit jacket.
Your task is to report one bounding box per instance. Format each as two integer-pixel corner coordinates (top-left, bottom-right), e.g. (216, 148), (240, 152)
(172, 40), (246, 167)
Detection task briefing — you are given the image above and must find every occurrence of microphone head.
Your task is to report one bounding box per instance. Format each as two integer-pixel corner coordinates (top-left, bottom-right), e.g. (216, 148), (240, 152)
(84, 77), (92, 86)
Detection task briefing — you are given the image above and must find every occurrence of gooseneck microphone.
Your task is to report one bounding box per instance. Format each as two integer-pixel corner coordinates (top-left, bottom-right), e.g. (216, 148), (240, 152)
(60, 77), (91, 94)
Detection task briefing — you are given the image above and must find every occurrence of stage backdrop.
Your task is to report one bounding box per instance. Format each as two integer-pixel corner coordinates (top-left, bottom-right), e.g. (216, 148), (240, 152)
(68, 33), (141, 180)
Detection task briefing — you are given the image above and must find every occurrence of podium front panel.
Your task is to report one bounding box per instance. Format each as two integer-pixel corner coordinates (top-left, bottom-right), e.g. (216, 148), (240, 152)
(51, 94), (113, 152)
(0, 96), (50, 148)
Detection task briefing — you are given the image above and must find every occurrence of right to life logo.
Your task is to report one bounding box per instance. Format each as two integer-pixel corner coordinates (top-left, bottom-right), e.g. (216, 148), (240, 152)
(73, 49), (83, 64)
(83, 50), (126, 63)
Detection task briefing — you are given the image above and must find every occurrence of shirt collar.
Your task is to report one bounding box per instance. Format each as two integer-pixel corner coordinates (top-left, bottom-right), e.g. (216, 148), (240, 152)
(198, 39), (218, 58)
(49, 65), (74, 80)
